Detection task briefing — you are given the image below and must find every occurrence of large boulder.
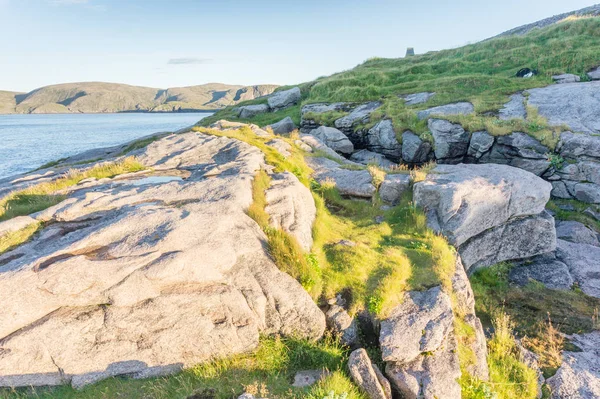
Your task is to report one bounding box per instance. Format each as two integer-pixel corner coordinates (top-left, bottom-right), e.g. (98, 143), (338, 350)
(458, 210), (556, 271)
(238, 104), (269, 119)
(381, 286), (461, 399)
(366, 119), (402, 161)
(309, 126), (354, 155)
(428, 119), (470, 163)
(402, 131), (433, 165)
(348, 349), (392, 399)
(414, 163), (555, 271)
(499, 93), (526, 120)
(268, 87), (301, 111)
(268, 116), (296, 134)
(547, 331), (600, 399)
(0, 131), (326, 389)
(265, 172), (316, 252)
(417, 102), (474, 120)
(414, 163), (552, 247)
(526, 82), (600, 134)
(307, 157), (376, 198)
(556, 239), (600, 298)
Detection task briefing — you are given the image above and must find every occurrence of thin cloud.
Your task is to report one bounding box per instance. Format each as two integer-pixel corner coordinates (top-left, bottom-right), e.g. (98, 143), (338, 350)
(49, 0), (89, 4)
(167, 58), (212, 65)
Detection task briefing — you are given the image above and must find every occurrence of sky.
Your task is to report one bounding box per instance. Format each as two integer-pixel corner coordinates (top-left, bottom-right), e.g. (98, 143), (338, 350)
(0, 0), (598, 92)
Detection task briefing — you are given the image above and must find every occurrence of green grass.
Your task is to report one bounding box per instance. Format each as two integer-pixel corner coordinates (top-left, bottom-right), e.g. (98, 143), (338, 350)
(0, 222), (41, 256)
(547, 199), (600, 233)
(121, 134), (168, 155)
(1, 335), (366, 399)
(0, 157), (145, 222)
(203, 18), (600, 148)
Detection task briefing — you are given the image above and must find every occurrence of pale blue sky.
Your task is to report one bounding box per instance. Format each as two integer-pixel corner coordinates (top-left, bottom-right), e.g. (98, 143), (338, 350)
(0, 0), (597, 92)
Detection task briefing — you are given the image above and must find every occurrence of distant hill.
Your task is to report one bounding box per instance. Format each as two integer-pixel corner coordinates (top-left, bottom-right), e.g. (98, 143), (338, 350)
(0, 82), (278, 114)
(492, 3), (600, 38)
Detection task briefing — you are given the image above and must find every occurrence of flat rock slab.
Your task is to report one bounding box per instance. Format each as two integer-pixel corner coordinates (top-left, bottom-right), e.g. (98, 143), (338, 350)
(526, 82), (600, 134)
(0, 131), (325, 389)
(547, 331), (600, 399)
(556, 220), (599, 246)
(556, 239), (600, 298)
(307, 157), (376, 198)
(0, 216), (36, 237)
(509, 257), (574, 290)
(417, 102), (474, 120)
(403, 92), (435, 106)
(350, 149), (397, 168)
(499, 93), (526, 120)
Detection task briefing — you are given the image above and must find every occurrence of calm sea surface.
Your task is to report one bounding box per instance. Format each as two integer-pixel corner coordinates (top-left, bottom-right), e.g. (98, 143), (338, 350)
(0, 112), (212, 179)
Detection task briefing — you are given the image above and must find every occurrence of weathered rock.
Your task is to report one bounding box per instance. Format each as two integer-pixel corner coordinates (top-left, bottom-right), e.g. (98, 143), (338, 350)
(499, 93), (526, 120)
(467, 131), (495, 159)
(265, 172), (316, 252)
(326, 305), (359, 348)
(300, 102), (353, 132)
(0, 216), (36, 237)
(509, 255), (574, 290)
(335, 102), (382, 130)
(402, 131), (432, 164)
(558, 131), (600, 161)
(348, 349), (392, 399)
(300, 135), (347, 163)
(459, 211), (556, 272)
(294, 139), (312, 153)
(366, 119), (402, 161)
(556, 220), (599, 246)
(268, 116), (296, 134)
(310, 126), (354, 155)
(414, 163), (552, 247)
(267, 87), (301, 111)
(350, 150), (396, 168)
(385, 332), (461, 399)
(547, 331), (600, 399)
(483, 132), (551, 176)
(451, 257), (489, 380)
(428, 119), (470, 162)
(379, 174), (411, 205)
(238, 104), (270, 119)
(584, 207), (600, 222)
(587, 66), (600, 80)
(403, 92), (436, 106)
(265, 139), (291, 157)
(526, 82), (600, 134)
(307, 157), (376, 198)
(564, 181), (600, 204)
(0, 131), (326, 389)
(417, 102), (474, 120)
(553, 73), (581, 84)
(556, 239), (600, 298)
(292, 370), (330, 388)
(551, 180), (572, 199)
(380, 286), (453, 363)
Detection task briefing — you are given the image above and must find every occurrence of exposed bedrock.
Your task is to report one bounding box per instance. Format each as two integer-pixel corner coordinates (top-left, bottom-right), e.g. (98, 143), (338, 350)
(0, 131), (325, 389)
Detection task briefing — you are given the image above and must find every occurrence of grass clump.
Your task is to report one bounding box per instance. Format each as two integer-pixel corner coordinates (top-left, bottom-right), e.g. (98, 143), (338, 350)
(547, 199), (600, 233)
(0, 223), (41, 256)
(0, 157), (145, 222)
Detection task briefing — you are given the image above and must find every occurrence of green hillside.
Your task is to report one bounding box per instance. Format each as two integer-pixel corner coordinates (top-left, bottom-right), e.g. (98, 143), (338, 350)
(203, 17), (600, 141)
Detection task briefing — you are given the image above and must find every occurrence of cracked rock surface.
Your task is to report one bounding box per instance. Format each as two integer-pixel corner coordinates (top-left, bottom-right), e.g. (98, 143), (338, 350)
(0, 131), (325, 388)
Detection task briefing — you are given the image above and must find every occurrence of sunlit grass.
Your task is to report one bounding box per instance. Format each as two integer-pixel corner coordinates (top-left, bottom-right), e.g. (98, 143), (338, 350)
(0, 157), (145, 222)
(0, 222), (41, 256)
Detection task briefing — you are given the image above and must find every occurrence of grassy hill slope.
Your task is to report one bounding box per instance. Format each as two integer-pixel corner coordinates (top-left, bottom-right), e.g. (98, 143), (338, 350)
(203, 17), (600, 144)
(1, 82), (278, 114)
